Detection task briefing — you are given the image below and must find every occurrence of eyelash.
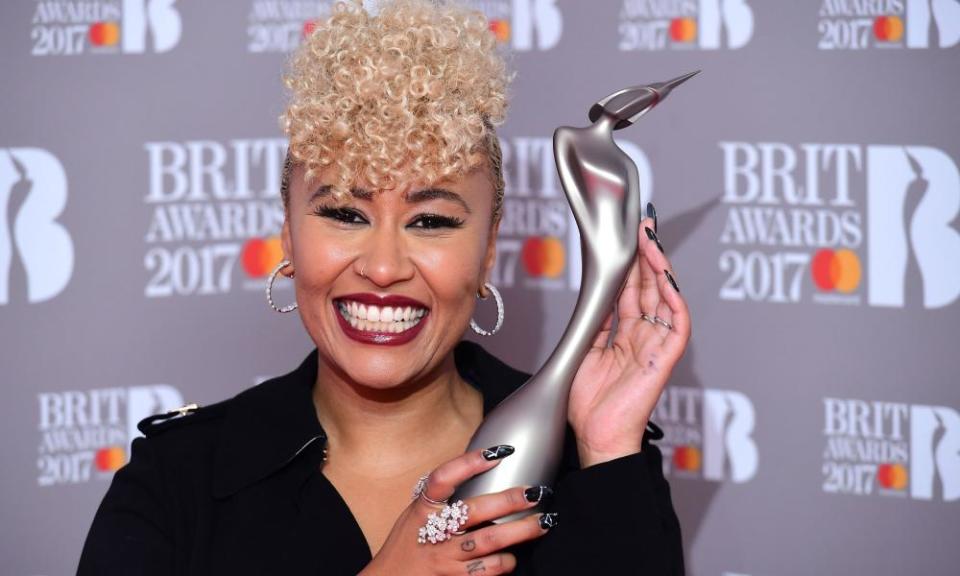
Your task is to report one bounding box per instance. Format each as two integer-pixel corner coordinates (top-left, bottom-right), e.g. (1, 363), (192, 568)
(312, 206), (465, 230)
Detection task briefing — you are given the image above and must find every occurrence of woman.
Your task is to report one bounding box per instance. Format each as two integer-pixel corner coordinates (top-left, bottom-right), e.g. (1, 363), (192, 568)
(78, 1), (690, 574)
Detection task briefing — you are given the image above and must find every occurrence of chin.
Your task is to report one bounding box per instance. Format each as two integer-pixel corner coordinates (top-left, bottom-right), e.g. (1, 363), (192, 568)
(338, 352), (429, 391)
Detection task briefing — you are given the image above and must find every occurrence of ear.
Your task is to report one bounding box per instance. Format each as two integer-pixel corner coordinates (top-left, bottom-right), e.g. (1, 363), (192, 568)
(280, 162), (298, 276)
(480, 214), (501, 297)
(281, 218), (293, 262)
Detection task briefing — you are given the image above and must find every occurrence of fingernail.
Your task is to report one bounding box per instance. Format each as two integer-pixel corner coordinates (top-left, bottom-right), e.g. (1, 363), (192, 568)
(539, 512), (559, 530)
(482, 445), (515, 460)
(644, 227), (664, 254)
(664, 269), (680, 293)
(646, 202), (658, 233)
(524, 486), (553, 503)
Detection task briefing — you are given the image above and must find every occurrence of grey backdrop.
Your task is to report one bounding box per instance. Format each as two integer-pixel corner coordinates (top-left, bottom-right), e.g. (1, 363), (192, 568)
(2, 1), (959, 575)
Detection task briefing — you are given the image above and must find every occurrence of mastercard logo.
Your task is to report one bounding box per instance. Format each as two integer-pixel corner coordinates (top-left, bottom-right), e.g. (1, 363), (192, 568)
(873, 15), (904, 42)
(95, 446), (126, 472)
(89, 22), (120, 47)
(811, 248), (861, 293)
(669, 18), (697, 43)
(242, 236), (285, 278)
(489, 19), (511, 43)
(522, 236), (564, 278)
(877, 463), (908, 490)
(303, 20), (318, 38)
(673, 446), (701, 472)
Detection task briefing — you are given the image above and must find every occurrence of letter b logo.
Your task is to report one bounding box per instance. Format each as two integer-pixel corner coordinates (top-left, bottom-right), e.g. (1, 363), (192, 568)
(511, 0), (562, 51)
(703, 389), (758, 482)
(122, 0), (182, 54)
(867, 146), (960, 308)
(0, 148), (73, 304)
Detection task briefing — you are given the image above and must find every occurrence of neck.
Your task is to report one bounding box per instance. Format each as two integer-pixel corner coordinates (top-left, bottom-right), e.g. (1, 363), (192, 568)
(312, 352), (483, 475)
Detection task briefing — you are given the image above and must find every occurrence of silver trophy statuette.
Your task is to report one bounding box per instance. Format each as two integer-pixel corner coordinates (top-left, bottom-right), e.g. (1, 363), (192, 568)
(454, 71), (699, 518)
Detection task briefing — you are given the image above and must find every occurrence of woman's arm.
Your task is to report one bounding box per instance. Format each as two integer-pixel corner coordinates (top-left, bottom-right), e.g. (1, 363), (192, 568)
(515, 431), (684, 575)
(77, 436), (173, 576)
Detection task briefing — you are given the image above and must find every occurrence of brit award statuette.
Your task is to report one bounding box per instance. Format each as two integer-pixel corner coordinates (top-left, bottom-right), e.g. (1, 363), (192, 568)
(454, 72), (699, 517)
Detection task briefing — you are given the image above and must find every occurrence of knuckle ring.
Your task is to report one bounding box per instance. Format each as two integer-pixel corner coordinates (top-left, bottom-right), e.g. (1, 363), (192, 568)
(417, 500), (470, 545)
(653, 315), (673, 330)
(640, 312), (657, 325)
(412, 474), (448, 506)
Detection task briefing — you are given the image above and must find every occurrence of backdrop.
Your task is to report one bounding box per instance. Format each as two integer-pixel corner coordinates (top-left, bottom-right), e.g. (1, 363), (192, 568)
(2, 1), (959, 575)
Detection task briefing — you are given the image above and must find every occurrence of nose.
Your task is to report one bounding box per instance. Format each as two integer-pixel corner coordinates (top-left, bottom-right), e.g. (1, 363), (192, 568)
(358, 222), (415, 287)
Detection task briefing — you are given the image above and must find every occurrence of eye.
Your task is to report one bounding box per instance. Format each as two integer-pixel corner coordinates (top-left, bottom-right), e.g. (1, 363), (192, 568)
(408, 214), (465, 230)
(313, 206), (367, 225)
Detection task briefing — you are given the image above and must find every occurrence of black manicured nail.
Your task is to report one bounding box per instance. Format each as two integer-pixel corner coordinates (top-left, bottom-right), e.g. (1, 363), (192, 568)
(644, 227), (664, 254)
(524, 486), (554, 503)
(539, 512), (559, 530)
(646, 202), (658, 233)
(482, 445), (515, 460)
(664, 269), (680, 293)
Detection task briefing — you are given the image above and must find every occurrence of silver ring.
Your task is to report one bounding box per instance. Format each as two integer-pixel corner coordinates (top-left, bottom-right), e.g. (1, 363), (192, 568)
(412, 474), (447, 506)
(653, 315), (673, 330)
(640, 312), (657, 325)
(417, 500), (469, 545)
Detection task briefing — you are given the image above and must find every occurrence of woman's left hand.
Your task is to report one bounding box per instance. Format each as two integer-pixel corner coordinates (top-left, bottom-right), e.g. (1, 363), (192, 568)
(568, 211), (691, 467)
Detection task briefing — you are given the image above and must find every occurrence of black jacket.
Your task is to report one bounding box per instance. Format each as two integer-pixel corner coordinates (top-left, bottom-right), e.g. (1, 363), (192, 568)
(78, 341), (684, 575)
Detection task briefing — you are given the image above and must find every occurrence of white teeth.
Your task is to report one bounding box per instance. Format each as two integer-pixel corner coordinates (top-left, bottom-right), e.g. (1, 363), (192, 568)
(337, 300), (428, 333)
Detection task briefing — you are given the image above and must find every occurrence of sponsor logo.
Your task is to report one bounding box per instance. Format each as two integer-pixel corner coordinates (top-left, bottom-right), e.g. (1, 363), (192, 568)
(246, 0), (332, 53)
(471, 0), (563, 51)
(823, 397), (960, 501)
(654, 386), (758, 483)
(0, 148), (73, 305)
(718, 142), (960, 308)
(618, 0), (754, 51)
(30, 0), (182, 56)
(143, 138), (287, 298)
(817, 0), (960, 50)
(492, 136), (651, 291)
(36, 385), (184, 485)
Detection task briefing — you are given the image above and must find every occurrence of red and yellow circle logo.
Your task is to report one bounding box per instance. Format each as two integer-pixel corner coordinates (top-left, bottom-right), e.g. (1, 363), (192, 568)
(489, 19), (511, 43)
(873, 16), (904, 42)
(522, 236), (564, 278)
(673, 446), (701, 472)
(669, 18), (697, 43)
(95, 446), (126, 472)
(811, 248), (861, 293)
(877, 463), (908, 490)
(89, 22), (120, 47)
(242, 236), (284, 278)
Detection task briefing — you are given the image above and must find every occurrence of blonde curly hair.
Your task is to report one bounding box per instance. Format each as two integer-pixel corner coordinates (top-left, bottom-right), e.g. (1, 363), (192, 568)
(280, 0), (510, 219)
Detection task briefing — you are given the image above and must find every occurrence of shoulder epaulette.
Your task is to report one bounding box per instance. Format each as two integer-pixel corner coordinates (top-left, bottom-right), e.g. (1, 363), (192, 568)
(137, 402), (226, 436)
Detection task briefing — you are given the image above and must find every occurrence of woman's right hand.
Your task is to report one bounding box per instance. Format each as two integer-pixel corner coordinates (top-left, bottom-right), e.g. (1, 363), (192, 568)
(359, 446), (556, 576)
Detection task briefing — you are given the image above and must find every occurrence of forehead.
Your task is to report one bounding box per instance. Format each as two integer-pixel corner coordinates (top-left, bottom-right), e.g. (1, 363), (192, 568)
(293, 163), (495, 203)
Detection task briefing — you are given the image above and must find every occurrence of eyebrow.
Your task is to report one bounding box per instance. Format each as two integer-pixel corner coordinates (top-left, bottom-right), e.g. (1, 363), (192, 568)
(308, 185), (472, 213)
(404, 187), (472, 214)
(308, 185), (372, 203)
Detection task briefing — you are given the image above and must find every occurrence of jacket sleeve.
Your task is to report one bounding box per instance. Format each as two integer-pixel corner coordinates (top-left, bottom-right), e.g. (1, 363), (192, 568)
(516, 435), (685, 575)
(77, 436), (173, 576)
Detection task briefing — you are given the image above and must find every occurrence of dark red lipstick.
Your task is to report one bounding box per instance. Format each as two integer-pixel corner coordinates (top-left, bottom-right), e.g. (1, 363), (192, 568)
(333, 293), (430, 346)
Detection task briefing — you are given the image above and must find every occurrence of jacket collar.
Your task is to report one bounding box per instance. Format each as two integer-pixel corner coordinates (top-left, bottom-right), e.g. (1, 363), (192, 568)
(212, 340), (530, 498)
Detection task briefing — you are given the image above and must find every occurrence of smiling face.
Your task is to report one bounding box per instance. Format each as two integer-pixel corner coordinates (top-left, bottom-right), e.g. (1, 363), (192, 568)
(281, 163), (499, 390)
